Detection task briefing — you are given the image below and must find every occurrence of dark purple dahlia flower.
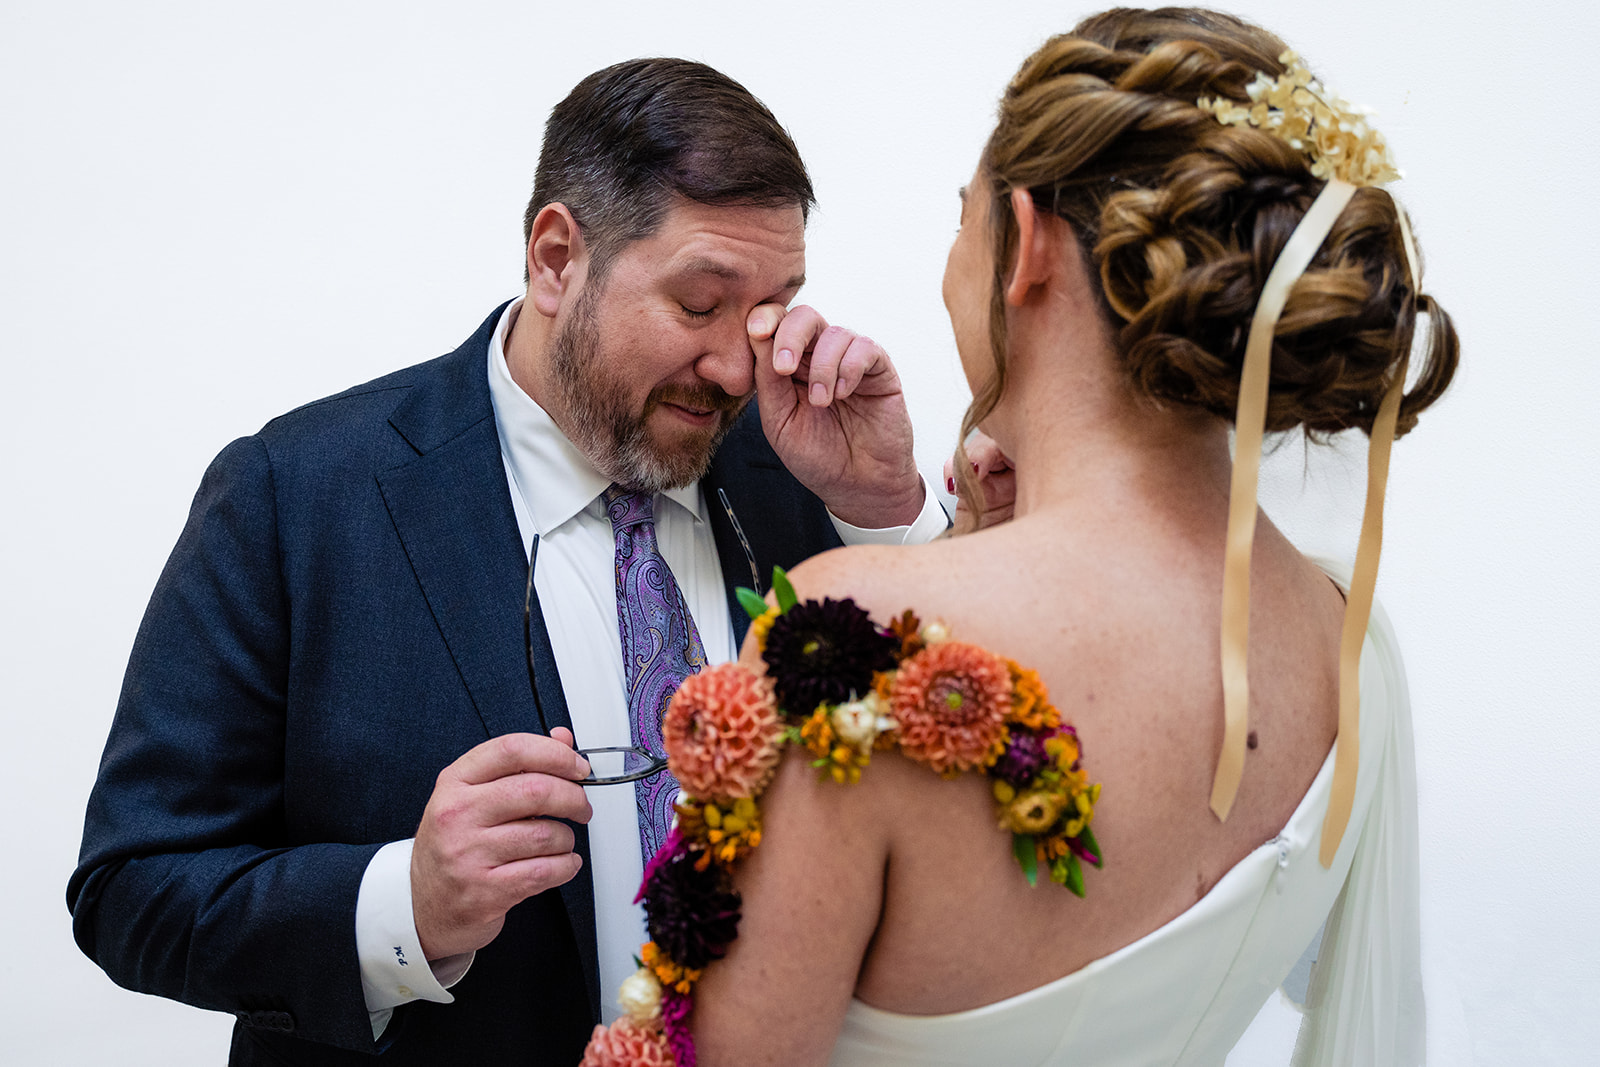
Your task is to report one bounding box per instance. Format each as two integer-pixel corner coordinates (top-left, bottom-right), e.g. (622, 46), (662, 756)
(762, 597), (899, 716)
(641, 849), (741, 971)
(992, 728), (1049, 787)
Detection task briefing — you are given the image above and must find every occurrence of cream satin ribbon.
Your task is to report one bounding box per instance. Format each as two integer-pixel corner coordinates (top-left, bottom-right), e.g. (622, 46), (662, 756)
(1210, 179), (1421, 868)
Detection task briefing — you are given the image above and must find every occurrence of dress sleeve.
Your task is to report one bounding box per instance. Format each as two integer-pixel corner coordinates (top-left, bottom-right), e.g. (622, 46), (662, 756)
(1291, 597), (1426, 1066)
(66, 435), (385, 1054)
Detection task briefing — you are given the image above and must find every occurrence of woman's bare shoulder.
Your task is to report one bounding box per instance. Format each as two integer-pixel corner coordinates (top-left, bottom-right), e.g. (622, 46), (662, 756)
(784, 539), (967, 617)
(785, 542), (907, 593)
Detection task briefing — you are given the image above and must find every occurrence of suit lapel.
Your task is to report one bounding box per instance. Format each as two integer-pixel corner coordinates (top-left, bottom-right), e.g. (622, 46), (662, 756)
(375, 309), (598, 1017)
(376, 326), (565, 742)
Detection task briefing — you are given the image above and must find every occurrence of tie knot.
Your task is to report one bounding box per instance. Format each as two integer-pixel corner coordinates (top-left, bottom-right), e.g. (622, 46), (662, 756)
(603, 484), (655, 530)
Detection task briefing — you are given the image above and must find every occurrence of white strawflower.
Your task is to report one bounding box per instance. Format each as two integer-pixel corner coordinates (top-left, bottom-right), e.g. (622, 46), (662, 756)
(831, 693), (883, 749)
(617, 966), (662, 1024)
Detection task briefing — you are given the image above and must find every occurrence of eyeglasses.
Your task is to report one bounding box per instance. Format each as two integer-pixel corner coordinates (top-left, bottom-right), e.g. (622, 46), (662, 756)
(523, 534), (669, 786)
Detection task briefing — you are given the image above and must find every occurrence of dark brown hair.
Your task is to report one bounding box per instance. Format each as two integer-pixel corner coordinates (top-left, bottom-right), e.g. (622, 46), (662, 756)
(524, 58), (814, 281)
(956, 7), (1458, 512)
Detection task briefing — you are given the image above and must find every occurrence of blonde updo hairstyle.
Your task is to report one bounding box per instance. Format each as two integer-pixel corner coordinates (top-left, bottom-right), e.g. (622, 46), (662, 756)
(954, 7), (1458, 515)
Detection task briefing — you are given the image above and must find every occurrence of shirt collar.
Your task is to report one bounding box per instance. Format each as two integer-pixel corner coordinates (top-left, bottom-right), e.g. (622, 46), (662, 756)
(487, 297), (705, 534)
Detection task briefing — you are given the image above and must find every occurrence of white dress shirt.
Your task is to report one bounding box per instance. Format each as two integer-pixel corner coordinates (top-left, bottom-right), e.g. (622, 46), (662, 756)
(355, 299), (947, 1036)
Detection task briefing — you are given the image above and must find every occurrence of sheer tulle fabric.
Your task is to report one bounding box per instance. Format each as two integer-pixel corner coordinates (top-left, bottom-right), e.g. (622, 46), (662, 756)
(825, 560), (1424, 1066)
(1291, 563), (1425, 1065)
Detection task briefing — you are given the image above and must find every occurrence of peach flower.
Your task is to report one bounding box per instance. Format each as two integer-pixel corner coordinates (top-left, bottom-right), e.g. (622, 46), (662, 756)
(580, 1017), (674, 1067)
(663, 663), (782, 803)
(890, 641), (1011, 774)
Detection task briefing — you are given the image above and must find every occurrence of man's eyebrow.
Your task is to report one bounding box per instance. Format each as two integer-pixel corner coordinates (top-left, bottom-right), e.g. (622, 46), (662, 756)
(674, 258), (805, 292)
(958, 185), (967, 203)
(677, 257), (745, 281)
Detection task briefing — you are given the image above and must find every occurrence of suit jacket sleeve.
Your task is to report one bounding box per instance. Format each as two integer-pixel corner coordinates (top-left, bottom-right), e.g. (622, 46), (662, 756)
(68, 434), (382, 1053)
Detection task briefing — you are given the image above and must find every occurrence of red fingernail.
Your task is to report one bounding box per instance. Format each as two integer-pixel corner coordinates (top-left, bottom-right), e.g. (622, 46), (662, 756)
(946, 477), (955, 493)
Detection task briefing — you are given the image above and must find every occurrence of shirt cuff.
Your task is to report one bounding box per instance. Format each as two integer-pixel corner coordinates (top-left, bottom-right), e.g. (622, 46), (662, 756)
(356, 839), (475, 1040)
(829, 474), (949, 546)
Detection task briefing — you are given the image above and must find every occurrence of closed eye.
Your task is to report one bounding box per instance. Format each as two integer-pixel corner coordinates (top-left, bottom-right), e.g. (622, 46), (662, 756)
(681, 305), (715, 320)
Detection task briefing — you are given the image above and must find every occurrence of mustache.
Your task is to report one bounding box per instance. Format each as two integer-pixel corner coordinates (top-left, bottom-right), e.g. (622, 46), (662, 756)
(645, 384), (748, 416)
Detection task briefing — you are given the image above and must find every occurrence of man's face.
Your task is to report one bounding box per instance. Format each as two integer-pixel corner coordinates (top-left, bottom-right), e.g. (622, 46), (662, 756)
(550, 199), (807, 491)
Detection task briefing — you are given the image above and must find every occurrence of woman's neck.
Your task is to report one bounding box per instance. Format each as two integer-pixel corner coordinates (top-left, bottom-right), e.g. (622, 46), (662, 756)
(984, 341), (1234, 528)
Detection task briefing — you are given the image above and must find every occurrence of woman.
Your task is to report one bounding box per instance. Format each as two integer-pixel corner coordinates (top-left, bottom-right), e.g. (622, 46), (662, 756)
(586, 8), (1455, 1065)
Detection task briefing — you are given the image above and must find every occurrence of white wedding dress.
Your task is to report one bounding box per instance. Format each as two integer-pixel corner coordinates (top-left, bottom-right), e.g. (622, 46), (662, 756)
(828, 564), (1424, 1066)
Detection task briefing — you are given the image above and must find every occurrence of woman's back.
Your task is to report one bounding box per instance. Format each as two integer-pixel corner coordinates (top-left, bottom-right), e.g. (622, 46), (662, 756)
(828, 576), (1411, 1066)
(680, 507), (1417, 1067)
(771, 499), (1344, 1018)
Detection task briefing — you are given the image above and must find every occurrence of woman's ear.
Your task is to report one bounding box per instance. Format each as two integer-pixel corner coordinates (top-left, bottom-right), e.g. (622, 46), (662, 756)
(1003, 186), (1061, 308)
(526, 203), (588, 318)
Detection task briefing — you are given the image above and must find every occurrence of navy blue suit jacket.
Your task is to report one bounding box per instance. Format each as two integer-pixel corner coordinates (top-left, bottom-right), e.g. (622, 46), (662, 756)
(68, 305), (844, 1065)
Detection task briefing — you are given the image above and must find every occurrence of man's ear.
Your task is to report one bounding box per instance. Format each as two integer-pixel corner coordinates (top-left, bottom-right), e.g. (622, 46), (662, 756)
(1003, 186), (1062, 308)
(527, 203), (588, 318)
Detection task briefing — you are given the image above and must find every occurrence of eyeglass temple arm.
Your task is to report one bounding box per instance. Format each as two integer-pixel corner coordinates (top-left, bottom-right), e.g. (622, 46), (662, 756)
(522, 534), (553, 737)
(716, 488), (762, 594)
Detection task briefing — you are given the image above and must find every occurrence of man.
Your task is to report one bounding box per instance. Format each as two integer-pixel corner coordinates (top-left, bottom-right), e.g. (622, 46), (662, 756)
(69, 58), (945, 1065)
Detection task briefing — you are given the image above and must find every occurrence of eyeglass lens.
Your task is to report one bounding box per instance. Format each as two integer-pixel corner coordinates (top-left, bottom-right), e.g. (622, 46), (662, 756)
(577, 746), (669, 786)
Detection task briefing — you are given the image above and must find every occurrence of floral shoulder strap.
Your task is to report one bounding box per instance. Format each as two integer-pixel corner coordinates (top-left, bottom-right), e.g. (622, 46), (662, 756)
(581, 569), (1104, 1066)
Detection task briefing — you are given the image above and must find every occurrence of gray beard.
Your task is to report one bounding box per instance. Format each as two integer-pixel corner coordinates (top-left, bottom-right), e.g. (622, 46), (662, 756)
(549, 285), (746, 492)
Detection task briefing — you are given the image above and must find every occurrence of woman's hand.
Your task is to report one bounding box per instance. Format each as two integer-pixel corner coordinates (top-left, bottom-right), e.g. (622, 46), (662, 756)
(944, 431), (1015, 535)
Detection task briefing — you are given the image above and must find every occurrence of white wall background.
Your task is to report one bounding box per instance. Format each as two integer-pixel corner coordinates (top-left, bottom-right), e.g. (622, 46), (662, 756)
(3, 1), (1594, 1063)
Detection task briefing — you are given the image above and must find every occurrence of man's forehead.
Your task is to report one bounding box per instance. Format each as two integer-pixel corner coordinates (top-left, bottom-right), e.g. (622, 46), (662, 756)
(652, 201), (806, 278)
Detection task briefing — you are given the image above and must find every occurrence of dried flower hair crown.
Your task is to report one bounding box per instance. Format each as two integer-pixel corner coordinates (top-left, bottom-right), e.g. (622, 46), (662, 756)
(1198, 51), (1400, 187)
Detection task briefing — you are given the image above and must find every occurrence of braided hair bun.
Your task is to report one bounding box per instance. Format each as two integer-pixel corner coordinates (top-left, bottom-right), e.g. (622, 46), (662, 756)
(972, 7), (1456, 440)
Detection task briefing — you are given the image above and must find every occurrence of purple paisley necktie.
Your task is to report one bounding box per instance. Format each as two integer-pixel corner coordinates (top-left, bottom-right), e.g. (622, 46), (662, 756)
(604, 485), (707, 862)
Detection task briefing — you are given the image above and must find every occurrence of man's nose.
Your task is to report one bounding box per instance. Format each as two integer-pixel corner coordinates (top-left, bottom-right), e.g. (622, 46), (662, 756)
(695, 324), (756, 398)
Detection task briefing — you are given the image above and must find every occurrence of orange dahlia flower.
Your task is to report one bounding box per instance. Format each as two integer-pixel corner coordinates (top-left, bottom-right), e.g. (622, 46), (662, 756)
(890, 641), (1011, 774)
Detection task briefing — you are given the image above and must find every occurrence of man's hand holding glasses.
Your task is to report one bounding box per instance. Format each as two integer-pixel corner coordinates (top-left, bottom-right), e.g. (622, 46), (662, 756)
(410, 728), (593, 963)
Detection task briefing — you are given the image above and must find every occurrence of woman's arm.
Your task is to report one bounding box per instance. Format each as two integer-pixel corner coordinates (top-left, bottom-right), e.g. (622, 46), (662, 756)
(689, 748), (894, 1066)
(692, 550), (899, 1065)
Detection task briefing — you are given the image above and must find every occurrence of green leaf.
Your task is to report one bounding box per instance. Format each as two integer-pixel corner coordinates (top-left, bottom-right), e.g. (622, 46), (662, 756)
(1064, 851), (1085, 898)
(1077, 824), (1103, 867)
(772, 567), (799, 612)
(1012, 833), (1039, 888)
(736, 586), (769, 621)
